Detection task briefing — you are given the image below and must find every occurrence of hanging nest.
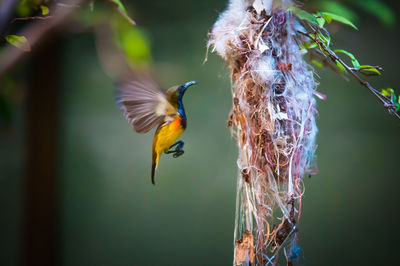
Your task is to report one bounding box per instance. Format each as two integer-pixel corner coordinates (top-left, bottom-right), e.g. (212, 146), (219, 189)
(208, 0), (319, 264)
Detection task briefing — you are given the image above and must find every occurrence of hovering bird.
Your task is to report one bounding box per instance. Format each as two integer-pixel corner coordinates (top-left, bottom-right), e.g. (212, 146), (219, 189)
(116, 74), (197, 185)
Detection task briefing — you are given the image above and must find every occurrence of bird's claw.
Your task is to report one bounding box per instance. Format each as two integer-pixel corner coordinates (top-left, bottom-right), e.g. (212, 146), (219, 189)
(173, 150), (184, 158)
(166, 140), (185, 158)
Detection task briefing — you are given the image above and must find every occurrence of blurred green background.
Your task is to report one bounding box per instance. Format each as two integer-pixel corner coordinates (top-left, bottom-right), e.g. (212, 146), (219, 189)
(0, 0), (399, 265)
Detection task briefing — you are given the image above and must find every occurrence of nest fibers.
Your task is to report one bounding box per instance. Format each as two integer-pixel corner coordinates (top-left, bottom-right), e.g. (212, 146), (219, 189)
(209, 0), (319, 264)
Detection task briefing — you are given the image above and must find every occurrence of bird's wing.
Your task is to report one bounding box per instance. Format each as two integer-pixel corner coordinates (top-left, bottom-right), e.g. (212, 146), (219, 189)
(116, 74), (177, 133)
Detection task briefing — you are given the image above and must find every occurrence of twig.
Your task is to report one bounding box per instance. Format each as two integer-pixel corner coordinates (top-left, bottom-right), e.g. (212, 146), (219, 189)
(10, 16), (53, 24)
(298, 30), (400, 120)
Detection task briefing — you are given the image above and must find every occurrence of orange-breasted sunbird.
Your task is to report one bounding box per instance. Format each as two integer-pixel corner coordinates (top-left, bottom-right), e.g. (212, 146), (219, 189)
(116, 74), (197, 185)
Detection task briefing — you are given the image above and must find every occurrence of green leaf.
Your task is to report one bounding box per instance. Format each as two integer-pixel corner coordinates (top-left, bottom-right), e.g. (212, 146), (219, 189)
(381, 88), (394, 98)
(312, 60), (323, 68)
(358, 65), (382, 75)
(393, 92), (400, 112)
(108, 0), (135, 25)
(316, 17), (325, 28)
(397, 96), (400, 112)
(40, 5), (49, 15)
(17, 0), (32, 17)
(319, 12), (358, 30)
(287, 7), (318, 25)
(334, 49), (360, 68)
(5, 35), (31, 52)
(336, 60), (346, 72)
(111, 17), (151, 68)
(300, 41), (318, 50)
(354, 0), (395, 27)
(317, 1), (358, 23)
(381, 88), (399, 111)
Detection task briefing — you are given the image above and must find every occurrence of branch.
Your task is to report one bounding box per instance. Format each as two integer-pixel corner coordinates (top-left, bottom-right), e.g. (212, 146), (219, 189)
(298, 30), (400, 120)
(0, 0), (85, 78)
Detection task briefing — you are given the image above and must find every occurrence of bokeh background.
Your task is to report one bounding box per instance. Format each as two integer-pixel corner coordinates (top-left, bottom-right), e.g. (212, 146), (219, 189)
(0, 0), (399, 265)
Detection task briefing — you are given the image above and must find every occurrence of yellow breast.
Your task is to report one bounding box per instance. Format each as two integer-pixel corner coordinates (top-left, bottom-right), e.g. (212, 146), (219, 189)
(153, 116), (185, 156)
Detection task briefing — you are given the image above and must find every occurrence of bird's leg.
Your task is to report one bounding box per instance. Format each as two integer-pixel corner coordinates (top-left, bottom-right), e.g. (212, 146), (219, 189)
(165, 140), (184, 158)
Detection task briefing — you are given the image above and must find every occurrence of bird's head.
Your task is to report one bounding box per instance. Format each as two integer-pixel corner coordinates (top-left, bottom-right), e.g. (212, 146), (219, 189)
(167, 80), (198, 103)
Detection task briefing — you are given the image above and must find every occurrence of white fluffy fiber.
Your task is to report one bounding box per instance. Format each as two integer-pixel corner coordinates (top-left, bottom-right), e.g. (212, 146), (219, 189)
(209, 0), (251, 59)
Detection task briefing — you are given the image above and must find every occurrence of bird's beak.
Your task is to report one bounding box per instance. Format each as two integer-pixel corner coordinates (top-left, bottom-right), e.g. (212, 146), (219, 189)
(178, 81), (197, 96)
(183, 80), (198, 90)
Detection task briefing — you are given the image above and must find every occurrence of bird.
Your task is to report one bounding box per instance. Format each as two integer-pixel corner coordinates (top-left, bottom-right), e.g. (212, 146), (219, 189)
(116, 73), (197, 185)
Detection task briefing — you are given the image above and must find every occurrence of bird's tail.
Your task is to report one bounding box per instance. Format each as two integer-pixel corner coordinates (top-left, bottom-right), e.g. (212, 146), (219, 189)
(151, 151), (160, 185)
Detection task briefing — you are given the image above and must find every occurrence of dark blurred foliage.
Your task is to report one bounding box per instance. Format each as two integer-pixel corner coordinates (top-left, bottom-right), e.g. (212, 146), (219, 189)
(0, 0), (399, 265)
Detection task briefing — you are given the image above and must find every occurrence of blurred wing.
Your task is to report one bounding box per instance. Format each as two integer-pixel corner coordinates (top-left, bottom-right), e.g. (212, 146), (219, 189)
(116, 74), (176, 133)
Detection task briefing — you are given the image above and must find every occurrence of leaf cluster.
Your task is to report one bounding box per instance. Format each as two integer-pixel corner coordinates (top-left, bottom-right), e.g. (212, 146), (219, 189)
(287, 4), (399, 120)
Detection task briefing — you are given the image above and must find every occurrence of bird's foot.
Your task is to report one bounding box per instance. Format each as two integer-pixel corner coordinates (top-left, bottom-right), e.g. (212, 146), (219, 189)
(173, 150), (184, 158)
(166, 141), (184, 158)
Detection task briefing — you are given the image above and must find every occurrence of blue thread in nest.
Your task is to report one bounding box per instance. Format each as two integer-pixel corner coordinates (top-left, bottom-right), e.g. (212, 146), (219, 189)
(289, 238), (301, 262)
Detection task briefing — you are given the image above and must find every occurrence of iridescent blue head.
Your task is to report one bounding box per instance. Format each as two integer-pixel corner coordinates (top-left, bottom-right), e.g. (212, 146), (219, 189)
(176, 80), (197, 117)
